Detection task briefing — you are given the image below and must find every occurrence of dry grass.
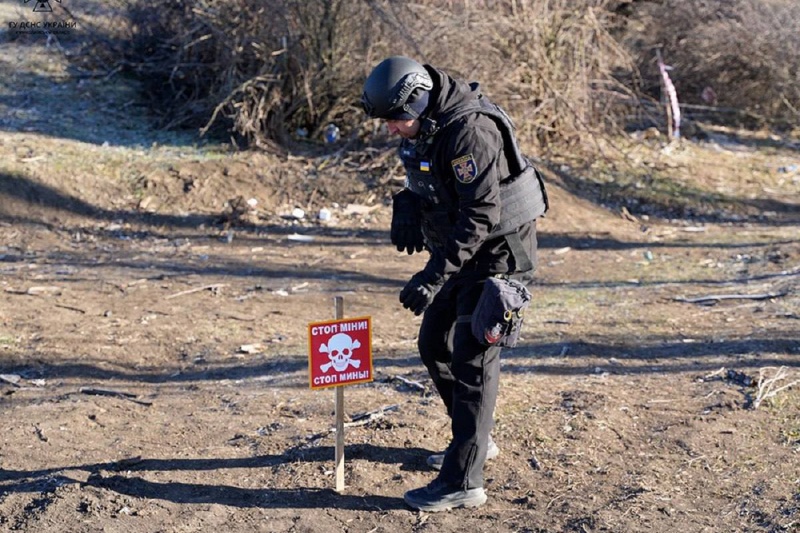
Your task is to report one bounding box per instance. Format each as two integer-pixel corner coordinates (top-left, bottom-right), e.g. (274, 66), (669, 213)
(66, 0), (636, 152)
(623, 0), (800, 129)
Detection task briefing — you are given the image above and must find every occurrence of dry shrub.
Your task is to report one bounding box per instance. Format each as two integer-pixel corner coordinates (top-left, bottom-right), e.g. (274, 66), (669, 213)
(358, 1), (637, 152)
(625, 0), (800, 128)
(78, 0), (636, 150)
(199, 0), (373, 149)
(473, 0), (636, 149)
(77, 0), (372, 147)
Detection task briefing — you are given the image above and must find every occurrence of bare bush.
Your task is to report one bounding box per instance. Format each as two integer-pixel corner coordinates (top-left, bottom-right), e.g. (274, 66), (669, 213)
(623, 0), (800, 128)
(77, 0), (638, 150)
(74, 0), (373, 147)
(474, 0), (636, 149)
(342, 0), (638, 151)
(196, 0), (372, 149)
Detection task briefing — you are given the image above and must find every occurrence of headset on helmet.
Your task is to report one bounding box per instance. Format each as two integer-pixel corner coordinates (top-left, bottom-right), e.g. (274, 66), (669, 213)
(361, 56), (433, 120)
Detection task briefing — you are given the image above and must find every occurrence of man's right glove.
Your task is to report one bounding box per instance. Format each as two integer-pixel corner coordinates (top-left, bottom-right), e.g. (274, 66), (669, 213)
(399, 270), (442, 316)
(391, 189), (425, 255)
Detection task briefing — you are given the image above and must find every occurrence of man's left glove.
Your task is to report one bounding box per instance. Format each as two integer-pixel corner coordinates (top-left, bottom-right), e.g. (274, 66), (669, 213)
(391, 189), (425, 255)
(399, 270), (443, 316)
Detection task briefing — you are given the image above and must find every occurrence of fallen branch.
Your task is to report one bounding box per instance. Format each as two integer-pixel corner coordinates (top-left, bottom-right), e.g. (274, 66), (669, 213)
(674, 291), (788, 304)
(55, 303), (86, 314)
(389, 375), (427, 392)
(164, 284), (227, 300)
(304, 405), (400, 442)
(702, 367), (727, 381)
(78, 387), (152, 406)
(752, 366), (799, 409)
(344, 404), (399, 428)
(701, 367), (755, 387)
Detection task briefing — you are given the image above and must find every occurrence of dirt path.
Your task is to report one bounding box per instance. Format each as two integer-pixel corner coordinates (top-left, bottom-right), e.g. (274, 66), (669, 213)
(1, 29), (800, 533)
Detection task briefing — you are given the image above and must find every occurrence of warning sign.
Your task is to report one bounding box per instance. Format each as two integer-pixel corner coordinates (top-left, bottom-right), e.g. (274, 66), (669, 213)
(308, 316), (373, 390)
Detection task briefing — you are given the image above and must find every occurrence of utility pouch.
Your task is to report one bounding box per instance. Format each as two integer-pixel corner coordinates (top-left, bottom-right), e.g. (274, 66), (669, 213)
(471, 276), (532, 347)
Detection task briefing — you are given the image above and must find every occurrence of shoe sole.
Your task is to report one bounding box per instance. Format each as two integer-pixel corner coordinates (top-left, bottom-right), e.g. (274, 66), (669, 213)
(404, 490), (488, 512)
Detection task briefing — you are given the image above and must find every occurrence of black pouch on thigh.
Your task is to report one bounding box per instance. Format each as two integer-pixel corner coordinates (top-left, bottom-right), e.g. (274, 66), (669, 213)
(470, 276), (531, 348)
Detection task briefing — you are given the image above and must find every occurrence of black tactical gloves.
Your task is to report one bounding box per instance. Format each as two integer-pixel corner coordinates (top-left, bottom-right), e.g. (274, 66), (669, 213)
(391, 189), (425, 255)
(399, 270), (442, 316)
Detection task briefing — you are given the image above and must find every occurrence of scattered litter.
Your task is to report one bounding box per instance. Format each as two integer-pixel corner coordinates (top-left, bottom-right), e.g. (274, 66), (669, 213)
(318, 208), (332, 221)
(287, 233), (315, 242)
(247, 198), (258, 207)
(553, 247), (572, 255)
(324, 123), (340, 143)
(291, 282), (309, 292)
(0, 374), (22, 386)
(26, 286), (62, 295)
(291, 207), (305, 219)
(238, 344), (262, 355)
(727, 369), (756, 387)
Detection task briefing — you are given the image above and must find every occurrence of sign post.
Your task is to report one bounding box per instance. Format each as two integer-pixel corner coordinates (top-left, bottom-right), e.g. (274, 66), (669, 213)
(308, 297), (373, 492)
(334, 297), (345, 492)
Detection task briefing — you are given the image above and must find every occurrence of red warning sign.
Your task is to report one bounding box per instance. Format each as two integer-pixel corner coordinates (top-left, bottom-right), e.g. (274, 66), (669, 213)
(308, 316), (373, 390)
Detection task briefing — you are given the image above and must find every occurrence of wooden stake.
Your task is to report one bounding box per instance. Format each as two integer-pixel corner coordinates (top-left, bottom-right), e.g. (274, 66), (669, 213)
(334, 296), (345, 492)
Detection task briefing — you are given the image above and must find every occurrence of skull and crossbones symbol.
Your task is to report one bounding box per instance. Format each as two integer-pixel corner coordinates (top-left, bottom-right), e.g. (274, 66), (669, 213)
(319, 333), (361, 372)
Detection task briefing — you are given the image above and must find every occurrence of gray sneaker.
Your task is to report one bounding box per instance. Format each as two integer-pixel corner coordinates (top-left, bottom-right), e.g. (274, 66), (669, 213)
(426, 437), (500, 471)
(404, 479), (487, 512)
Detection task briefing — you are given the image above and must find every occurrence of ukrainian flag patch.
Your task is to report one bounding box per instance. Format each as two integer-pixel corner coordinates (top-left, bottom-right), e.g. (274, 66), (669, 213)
(420, 160), (431, 172)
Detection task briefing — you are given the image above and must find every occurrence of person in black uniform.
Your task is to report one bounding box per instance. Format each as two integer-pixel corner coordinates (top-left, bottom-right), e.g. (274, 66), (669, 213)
(361, 56), (548, 511)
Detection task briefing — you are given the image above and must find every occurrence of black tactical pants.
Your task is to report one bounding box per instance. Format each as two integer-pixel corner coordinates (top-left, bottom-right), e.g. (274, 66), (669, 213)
(417, 273), (501, 490)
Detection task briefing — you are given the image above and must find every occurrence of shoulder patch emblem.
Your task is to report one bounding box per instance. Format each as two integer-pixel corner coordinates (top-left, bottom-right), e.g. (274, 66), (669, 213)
(451, 154), (477, 184)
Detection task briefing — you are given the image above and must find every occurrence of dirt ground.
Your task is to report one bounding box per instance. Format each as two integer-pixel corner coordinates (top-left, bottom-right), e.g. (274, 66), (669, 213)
(2, 10), (800, 533)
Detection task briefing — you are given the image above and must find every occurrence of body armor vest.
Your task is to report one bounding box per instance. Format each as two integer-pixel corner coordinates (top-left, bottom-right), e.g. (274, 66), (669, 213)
(399, 94), (549, 260)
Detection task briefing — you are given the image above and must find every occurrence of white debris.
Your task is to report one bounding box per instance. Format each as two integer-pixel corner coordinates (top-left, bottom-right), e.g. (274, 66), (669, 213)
(239, 344), (262, 355)
(287, 234), (314, 242)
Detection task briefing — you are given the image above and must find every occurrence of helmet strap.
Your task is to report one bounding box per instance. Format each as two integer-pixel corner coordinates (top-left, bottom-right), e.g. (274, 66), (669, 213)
(417, 115), (439, 142)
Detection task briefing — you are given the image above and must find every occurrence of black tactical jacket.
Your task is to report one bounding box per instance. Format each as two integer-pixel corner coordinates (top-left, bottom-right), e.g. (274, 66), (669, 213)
(399, 65), (542, 283)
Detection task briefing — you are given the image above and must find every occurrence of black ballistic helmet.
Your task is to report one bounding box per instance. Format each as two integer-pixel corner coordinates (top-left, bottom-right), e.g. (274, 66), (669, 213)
(361, 56), (433, 120)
